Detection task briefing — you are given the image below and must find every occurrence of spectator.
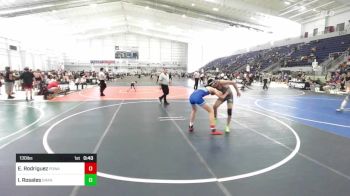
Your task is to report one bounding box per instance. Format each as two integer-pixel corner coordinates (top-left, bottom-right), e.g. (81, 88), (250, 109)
(19, 67), (35, 101)
(47, 78), (61, 94)
(4, 67), (15, 99)
(33, 69), (43, 91)
(193, 71), (200, 90)
(262, 72), (269, 90)
(337, 71), (350, 112)
(75, 77), (81, 91)
(80, 75), (87, 89)
(0, 72), (3, 95)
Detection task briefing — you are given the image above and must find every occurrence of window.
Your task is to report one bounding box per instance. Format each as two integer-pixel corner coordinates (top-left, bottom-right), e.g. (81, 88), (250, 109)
(336, 23), (345, 31)
(9, 45), (17, 50)
(313, 28), (318, 36)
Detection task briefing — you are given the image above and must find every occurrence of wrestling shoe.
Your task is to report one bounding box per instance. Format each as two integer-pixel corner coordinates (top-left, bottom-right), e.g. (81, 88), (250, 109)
(336, 108), (344, 112)
(211, 130), (223, 135)
(225, 126), (230, 133)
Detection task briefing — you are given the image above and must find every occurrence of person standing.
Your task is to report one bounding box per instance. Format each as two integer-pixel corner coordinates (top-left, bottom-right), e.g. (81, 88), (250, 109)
(193, 71), (200, 90)
(0, 73), (3, 95)
(33, 69), (43, 91)
(98, 68), (107, 96)
(19, 67), (35, 101)
(209, 78), (241, 133)
(4, 67), (15, 99)
(127, 81), (137, 92)
(337, 70), (350, 112)
(169, 72), (172, 82)
(158, 68), (170, 105)
(262, 72), (269, 90)
(200, 72), (205, 84)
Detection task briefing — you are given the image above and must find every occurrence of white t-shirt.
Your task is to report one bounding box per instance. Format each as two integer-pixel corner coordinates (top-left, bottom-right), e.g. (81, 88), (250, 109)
(263, 73), (269, 80)
(98, 71), (106, 80)
(193, 72), (200, 79)
(158, 72), (170, 85)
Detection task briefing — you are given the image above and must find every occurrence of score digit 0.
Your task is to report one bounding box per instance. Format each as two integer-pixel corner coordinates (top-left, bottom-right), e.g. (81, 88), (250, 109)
(85, 162), (97, 174)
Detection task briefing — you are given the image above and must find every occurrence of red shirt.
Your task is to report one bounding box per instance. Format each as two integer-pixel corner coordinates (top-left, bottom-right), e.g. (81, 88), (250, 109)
(47, 81), (59, 89)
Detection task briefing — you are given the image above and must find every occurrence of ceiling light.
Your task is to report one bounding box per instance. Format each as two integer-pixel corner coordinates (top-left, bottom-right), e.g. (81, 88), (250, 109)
(145, 6), (149, 9)
(182, 14), (186, 18)
(284, 1), (291, 5)
(300, 6), (306, 11)
(212, 7), (219, 11)
(250, 17), (256, 20)
(90, 4), (97, 8)
(191, 3), (195, 6)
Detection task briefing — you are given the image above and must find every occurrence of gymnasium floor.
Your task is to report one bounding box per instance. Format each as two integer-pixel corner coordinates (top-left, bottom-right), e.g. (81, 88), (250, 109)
(1, 77), (350, 196)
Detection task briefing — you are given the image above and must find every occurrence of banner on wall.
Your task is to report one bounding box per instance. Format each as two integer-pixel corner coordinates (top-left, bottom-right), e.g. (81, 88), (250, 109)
(115, 46), (139, 59)
(288, 81), (305, 89)
(90, 60), (115, 64)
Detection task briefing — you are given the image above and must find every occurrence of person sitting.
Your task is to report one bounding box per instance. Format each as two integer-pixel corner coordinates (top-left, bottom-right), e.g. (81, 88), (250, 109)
(45, 78), (62, 99)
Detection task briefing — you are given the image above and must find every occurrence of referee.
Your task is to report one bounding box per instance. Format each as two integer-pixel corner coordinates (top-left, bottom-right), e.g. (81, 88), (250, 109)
(158, 68), (170, 105)
(98, 68), (107, 96)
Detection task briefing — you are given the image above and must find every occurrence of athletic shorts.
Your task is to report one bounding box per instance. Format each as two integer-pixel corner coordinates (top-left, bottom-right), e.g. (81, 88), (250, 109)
(189, 94), (206, 106)
(222, 94), (234, 104)
(5, 82), (13, 93)
(23, 83), (33, 89)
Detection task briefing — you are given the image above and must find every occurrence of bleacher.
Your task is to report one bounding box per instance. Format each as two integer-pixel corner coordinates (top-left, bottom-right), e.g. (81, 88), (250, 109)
(286, 34), (350, 67)
(202, 34), (350, 73)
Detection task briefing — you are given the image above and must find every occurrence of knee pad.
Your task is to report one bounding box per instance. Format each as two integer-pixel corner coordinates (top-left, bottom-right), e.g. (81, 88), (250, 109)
(227, 108), (232, 116)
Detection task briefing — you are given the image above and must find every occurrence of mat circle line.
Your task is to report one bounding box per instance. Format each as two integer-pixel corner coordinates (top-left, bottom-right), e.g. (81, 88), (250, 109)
(42, 100), (300, 184)
(0, 104), (44, 141)
(254, 98), (350, 128)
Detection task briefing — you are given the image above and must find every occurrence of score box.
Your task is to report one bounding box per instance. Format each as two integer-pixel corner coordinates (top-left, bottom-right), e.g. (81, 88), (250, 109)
(16, 154), (97, 186)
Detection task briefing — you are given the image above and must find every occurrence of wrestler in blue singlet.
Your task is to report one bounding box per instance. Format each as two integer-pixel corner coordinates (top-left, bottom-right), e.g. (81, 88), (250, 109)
(189, 87), (210, 105)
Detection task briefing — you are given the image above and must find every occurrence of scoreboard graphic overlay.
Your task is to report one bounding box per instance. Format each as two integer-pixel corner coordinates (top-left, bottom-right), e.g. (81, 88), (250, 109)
(16, 154), (97, 186)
